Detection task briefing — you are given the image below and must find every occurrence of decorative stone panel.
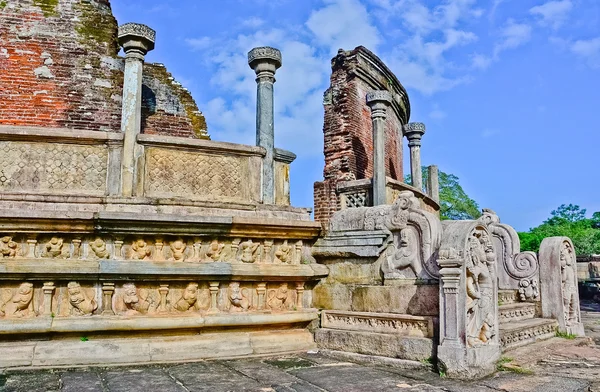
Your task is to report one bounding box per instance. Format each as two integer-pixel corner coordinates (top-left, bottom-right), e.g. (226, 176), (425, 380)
(321, 310), (433, 338)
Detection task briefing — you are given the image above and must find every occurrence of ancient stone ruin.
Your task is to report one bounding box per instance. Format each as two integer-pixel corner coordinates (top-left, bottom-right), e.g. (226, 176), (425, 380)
(0, 0), (584, 379)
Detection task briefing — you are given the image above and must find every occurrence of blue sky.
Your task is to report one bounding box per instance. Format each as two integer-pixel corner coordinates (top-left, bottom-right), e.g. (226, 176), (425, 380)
(111, 0), (600, 231)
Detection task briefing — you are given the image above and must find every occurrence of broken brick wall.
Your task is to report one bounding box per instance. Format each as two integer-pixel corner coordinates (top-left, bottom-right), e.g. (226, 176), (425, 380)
(314, 46), (410, 227)
(0, 0), (208, 138)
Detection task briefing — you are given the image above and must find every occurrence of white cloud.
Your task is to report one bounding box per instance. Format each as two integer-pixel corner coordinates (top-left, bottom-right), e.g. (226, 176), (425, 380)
(530, 0), (573, 29)
(489, 0), (506, 21)
(429, 104), (447, 120)
(241, 17), (265, 29)
(185, 37), (212, 51)
(570, 37), (600, 67)
(471, 53), (493, 69)
(306, 0), (381, 54)
(494, 19), (532, 57)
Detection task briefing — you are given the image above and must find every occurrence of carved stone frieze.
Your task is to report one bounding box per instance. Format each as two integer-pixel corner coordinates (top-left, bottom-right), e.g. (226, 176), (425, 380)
(274, 240), (292, 264)
(67, 282), (97, 316)
(169, 239), (187, 262)
(90, 237), (110, 259)
(228, 282), (250, 312)
(240, 240), (260, 263)
(173, 283), (201, 312)
(0, 236), (17, 258)
(500, 321), (557, 348)
(42, 237), (68, 259)
(498, 303), (536, 323)
(321, 310), (433, 338)
(518, 279), (539, 301)
(267, 283), (291, 311)
(118, 283), (158, 316)
(205, 239), (224, 262)
(0, 282), (35, 318)
(131, 240), (151, 261)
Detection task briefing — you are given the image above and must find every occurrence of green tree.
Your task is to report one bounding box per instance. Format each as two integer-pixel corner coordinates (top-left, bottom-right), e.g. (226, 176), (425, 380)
(518, 204), (600, 255)
(405, 167), (481, 221)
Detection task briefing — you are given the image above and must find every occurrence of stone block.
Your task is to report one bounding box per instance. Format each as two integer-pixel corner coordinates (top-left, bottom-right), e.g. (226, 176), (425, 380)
(250, 329), (316, 354)
(312, 282), (353, 311)
(315, 328), (433, 361)
(351, 284), (439, 316)
(149, 333), (253, 361)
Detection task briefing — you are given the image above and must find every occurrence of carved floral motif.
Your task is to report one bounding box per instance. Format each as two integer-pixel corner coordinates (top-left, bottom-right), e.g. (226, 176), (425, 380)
(518, 279), (539, 301)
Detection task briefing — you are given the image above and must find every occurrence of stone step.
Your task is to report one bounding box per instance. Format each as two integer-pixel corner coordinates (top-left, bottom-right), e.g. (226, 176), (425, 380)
(499, 302), (537, 323)
(498, 289), (520, 305)
(499, 317), (558, 351)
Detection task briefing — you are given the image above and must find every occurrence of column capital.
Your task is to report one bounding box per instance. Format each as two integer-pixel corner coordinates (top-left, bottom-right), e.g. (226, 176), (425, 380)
(404, 122), (426, 147)
(118, 23), (156, 61)
(366, 90), (392, 119)
(248, 46), (282, 83)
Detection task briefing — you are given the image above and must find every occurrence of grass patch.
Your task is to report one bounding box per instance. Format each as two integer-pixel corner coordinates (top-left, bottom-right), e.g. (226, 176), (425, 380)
(80, 336), (89, 342)
(556, 331), (577, 339)
(264, 357), (314, 370)
(496, 357), (533, 375)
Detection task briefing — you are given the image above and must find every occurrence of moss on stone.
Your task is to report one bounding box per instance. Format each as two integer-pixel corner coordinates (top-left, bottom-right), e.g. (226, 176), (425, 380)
(0, 1), (8, 10)
(74, 1), (119, 55)
(33, 0), (59, 16)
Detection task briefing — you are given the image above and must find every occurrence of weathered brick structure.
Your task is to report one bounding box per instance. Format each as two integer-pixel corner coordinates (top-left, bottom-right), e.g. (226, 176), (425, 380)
(0, 0), (208, 138)
(313, 47), (411, 227)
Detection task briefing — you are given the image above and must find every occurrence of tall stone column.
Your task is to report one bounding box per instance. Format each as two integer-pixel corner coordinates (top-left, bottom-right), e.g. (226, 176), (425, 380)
(118, 23), (155, 197)
(248, 47), (282, 204)
(404, 122), (426, 191)
(366, 91), (391, 206)
(427, 165), (440, 203)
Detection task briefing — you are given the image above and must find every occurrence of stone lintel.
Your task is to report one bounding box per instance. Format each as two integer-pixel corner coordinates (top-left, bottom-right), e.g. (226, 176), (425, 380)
(137, 133), (266, 157)
(274, 148), (297, 164)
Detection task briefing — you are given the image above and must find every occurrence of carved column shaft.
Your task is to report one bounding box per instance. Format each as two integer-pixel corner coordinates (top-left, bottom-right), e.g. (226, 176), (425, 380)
(295, 282), (304, 309)
(159, 284), (169, 312)
(404, 123), (426, 191)
(209, 282), (220, 313)
(366, 91), (391, 206)
(42, 282), (55, 316)
(118, 23), (156, 197)
(257, 282), (267, 310)
(248, 47), (282, 205)
(102, 283), (115, 315)
(438, 265), (461, 342)
(426, 165), (439, 203)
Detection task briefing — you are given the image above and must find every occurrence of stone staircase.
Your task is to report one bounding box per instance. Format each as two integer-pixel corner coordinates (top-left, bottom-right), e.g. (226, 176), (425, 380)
(498, 290), (558, 351)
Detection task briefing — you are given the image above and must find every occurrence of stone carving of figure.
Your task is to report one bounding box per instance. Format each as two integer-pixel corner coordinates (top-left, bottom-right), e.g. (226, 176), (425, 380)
(385, 228), (422, 277)
(1, 282), (34, 318)
(43, 237), (67, 258)
(466, 230), (497, 347)
(267, 283), (290, 311)
(169, 239), (187, 262)
(121, 283), (156, 315)
(518, 279), (539, 301)
(131, 240), (151, 260)
(0, 236), (17, 258)
(174, 283), (199, 312)
(67, 282), (97, 316)
(240, 240), (259, 263)
(274, 240), (292, 264)
(90, 238), (110, 259)
(560, 242), (578, 326)
(206, 240), (224, 262)
(228, 282), (250, 312)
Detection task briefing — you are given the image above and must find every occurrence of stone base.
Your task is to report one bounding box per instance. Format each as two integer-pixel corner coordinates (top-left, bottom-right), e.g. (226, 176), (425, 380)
(0, 328), (315, 369)
(437, 342), (500, 379)
(314, 328), (434, 361)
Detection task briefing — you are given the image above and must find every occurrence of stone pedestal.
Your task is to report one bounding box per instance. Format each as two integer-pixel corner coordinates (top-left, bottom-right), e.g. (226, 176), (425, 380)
(248, 47), (282, 205)
(118, 23), (156, 197)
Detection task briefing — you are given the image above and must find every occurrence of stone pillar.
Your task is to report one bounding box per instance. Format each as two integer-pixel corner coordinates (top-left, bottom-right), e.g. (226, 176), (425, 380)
(404, 123), (426, 191)
(102, 283), (115, 315)
(295, 282), (304, 309)
(248, 47), (282, 204)
(118, 23), (156, 197)
(366, 91), (392, 206)
(426, 165), (439, 203)
(257, 282), (267, 310)
(209, 281), (220, 313)
(42, 282), (55, 316)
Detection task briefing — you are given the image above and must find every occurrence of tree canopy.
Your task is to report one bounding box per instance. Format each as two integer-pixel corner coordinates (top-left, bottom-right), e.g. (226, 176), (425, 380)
(518, 204), (600, 255)
(405, 167), (481, 221)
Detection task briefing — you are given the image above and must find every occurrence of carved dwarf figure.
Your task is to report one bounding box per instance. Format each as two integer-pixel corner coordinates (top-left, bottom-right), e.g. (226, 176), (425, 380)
(518, 279), (539, 302)
(169, 239), (187, 262)
(174, 283), (199, 312)
(131, 239), (151, 260)
(240, 240), (259, 263)
(385, 228), (422, 277)
(267, 283), (290, 311)
(90, 238), (110, 259)
(43, 237), (67, 258)
(121, 283), (156, 315)
(274, 240), (292, 264)
(0, 236), (17, 258)
(228, 282), (249, 312)
(1, 282), (34, 318)
(67, 282), (97, 316)
(560, 242), (579, 326)
(205, 240), (224, 262)
(465, 231), (497, 347)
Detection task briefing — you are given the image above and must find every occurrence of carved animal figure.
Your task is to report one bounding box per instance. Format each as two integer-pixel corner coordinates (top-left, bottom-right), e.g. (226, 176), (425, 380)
(0, 236), (17, 258)
(131, 240), (151, 260)
(90, 238), (110, 259)
(67, 282), (97, 316)
(560, 242), (578, 326)
(170, 240), (186, 262)
(385, 228), (421, 277)
(465, 230), (496, 347)
(206, 240), (224, 262)
(228, 282), (249, 312)
(43, 237), (67, 258)
(274, 240), (292, 264)
(121, 283), (156, 315)
(174, 283), (199, 312)
(240, 240), (259, 263)
(267, 283), (290, 311)
(1, 282), (34, 318)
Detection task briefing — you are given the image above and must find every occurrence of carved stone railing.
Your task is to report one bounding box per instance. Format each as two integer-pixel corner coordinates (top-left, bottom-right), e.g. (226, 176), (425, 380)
(336, 178), (439, 214)
(437, 221), (500, 379)
(539, 237), (584, 336)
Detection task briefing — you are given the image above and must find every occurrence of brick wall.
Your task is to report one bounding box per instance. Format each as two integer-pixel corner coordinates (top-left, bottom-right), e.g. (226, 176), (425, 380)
(0, 0), (208, 138)
(314, 47), (410, 227)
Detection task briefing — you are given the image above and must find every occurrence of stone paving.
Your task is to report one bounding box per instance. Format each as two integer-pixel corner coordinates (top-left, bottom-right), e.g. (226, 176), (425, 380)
(2, 302), (599, 392)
